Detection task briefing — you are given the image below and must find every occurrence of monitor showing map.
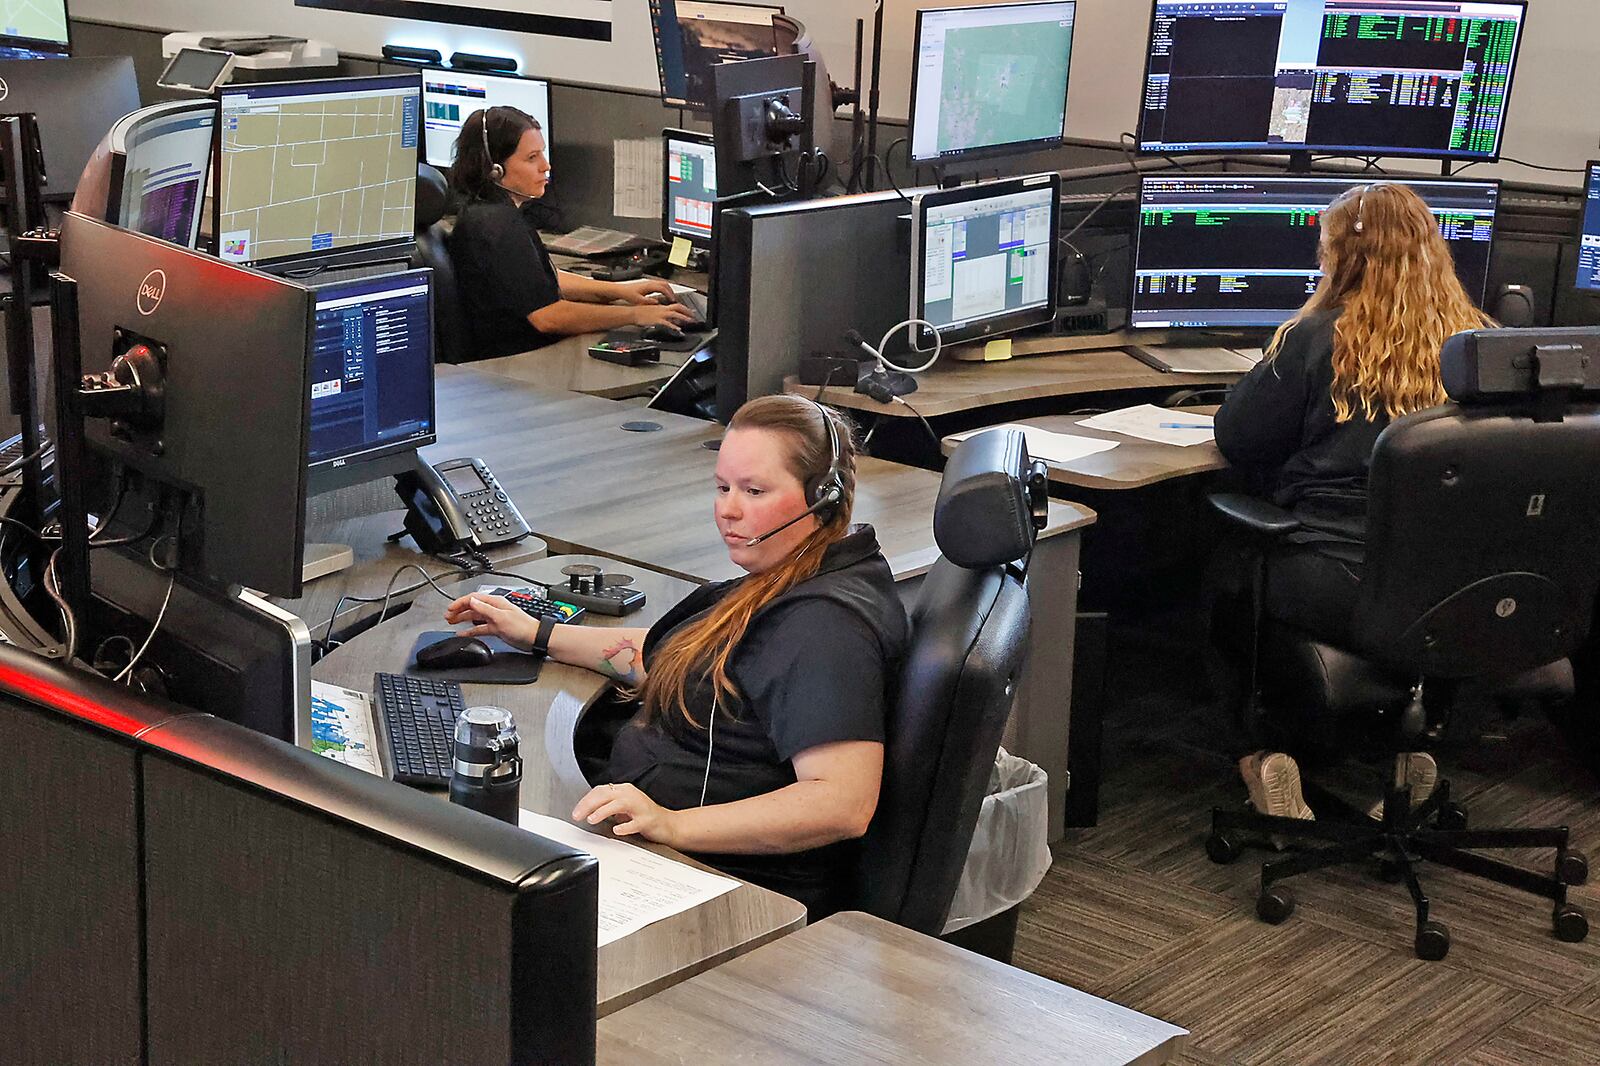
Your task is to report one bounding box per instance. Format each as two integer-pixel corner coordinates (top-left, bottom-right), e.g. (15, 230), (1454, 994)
(908, 2), (1077, 165)
(216, 73), (421, 269)
(0, 0), (71, 54)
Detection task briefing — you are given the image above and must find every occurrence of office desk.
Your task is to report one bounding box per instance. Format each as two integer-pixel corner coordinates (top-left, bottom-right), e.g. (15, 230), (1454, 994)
(428, 365), (1098, 839)
(468, 331), (698, 400)
(942, 412), (1228, 491)
(313, 554), (808, 1016)
(596, 911), (1190, 1065)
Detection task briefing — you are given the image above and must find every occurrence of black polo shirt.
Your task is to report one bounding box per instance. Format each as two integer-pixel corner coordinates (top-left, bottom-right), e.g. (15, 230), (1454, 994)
(449, 194), (563, 359)
(606, 526), (909, 917)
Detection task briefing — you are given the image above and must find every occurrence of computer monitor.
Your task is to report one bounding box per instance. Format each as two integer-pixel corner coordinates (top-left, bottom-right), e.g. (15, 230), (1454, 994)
(1574, 162), (1600, 295)
(0, 0), (70, 56)
(421, 67), (551, 170)
(60, 210), (316, 599)
(1129, 174), (1500, 331)
(709, 53), (808, 200)
(663, 128), (717, 246)
(911, 173), (1062, 351)
(650, 0), (784, 111)
(908, 1), (1077, 166)
(307, 270), (438, 496)
(1137, 0), (1528, 161)
(0, 56), (139, 201)
(105, 100), (216, 250)
(215, 73), (421, 270)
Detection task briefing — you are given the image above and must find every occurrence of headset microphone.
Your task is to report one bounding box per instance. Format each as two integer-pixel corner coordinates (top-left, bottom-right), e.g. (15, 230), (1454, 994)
(743, 488), (841, 547)
(739, 398), (846, 548)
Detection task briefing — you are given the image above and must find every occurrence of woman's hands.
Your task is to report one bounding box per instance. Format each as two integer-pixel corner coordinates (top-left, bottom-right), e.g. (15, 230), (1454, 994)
(572, 782), (680, 846)
(442, 593), (539, 651)
(612, 277), (678, 305)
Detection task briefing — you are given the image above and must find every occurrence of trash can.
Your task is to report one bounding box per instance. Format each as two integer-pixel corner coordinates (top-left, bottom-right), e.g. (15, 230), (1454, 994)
(942, 747), (1053, 934)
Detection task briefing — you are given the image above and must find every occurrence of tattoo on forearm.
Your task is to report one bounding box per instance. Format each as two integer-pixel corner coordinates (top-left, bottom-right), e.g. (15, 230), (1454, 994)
(597, 639), (641, 685)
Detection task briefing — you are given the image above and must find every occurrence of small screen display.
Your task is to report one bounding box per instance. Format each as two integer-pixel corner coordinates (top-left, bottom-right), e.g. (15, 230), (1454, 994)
(1575, 162), (1600, 293)
(665, 133), (717, 242)
(161, 48), (231, 90)
(443, 464), (487, 495)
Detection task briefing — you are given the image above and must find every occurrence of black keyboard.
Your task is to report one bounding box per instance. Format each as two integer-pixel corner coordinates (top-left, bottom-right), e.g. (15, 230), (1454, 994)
(375, 672), (465, 787)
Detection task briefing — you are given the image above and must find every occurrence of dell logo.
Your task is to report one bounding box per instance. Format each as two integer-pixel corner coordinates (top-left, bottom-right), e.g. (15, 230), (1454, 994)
(136, 269), (166, 316)
(0, 78), (10, 103)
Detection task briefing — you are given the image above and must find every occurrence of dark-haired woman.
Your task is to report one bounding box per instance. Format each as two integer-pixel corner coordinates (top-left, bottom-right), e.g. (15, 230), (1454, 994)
(445, 395), (908, 916)
(447, 106), (693, 359)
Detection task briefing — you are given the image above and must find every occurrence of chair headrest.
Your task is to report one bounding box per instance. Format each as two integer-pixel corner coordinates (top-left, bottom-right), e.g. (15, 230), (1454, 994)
(417, 164), (450, 230)
(1442, 327), (1600, 404)
(934, 429), (1048, 569)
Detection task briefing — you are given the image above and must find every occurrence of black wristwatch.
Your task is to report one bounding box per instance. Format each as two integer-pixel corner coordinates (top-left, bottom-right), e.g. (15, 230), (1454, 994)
(531, 614), (558, 657)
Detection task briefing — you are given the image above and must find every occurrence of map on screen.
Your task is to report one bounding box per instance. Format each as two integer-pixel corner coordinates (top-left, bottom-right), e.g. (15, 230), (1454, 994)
(934, 20), (1073, 156)
(0, 0), (69, 46)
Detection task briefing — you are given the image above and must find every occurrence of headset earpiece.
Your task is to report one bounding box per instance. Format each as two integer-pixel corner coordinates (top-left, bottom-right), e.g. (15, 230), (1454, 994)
(480, 108), (505, 183)
(806, 398), (846, 524)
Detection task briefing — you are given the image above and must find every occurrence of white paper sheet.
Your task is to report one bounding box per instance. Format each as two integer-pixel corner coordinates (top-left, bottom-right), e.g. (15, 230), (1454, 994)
(309, 681), (383, 777)
(519, 810), (739, 946)
(1078, 404), (1217, 447)
(613, 137), (662, 219)
(948, 423), (1120, 465)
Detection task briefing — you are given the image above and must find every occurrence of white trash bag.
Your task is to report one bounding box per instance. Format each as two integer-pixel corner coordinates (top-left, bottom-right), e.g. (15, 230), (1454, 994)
(942, 747), (1052, 933)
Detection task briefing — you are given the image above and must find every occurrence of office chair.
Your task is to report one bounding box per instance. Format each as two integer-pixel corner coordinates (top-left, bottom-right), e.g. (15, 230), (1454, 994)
(856, 427), (1050, 963)
(412, 163), (471, 365)
(1205, 327), (1600, 961)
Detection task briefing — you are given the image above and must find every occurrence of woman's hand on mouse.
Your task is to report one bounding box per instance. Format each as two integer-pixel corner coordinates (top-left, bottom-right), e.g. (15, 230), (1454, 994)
(572, 782), (680, 846)
(443, 593), (538, 651)
(612, 277), (678, 305)
(629, 301), (695, 328)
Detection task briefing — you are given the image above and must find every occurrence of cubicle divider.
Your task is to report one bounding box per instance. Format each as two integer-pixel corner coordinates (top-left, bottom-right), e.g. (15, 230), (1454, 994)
(0, 645), (601, 1066)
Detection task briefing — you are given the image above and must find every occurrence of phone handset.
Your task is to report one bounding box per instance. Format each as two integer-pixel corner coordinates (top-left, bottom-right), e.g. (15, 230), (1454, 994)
(394, 455), (530, 555)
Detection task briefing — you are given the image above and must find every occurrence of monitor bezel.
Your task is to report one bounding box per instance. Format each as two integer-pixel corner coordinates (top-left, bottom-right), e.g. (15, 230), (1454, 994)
(1572, 160), (1600, 296)
(417, 64), (553, 172)
(212, 72), (423, 270)
(1126, 172), (1505, 333)
(305, 267), (439, 496)
(1134, 0), (1530, 163)
(0, 0), (71, 55)
(910, 171), (1063, 351)
(661, 127), (717, 247)
(906, 0), (1078, 167)
(648, 0), (786, 111)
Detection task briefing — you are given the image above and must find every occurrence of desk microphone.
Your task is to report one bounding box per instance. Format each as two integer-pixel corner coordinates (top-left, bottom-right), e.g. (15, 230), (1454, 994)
(743, 486), (841, 547)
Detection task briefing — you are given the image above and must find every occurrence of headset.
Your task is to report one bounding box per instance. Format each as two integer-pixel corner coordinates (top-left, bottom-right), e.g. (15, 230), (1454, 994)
(480, 106), (506, 184)
(743, 398), (847, 546)
(1354, 182), (1383, 234)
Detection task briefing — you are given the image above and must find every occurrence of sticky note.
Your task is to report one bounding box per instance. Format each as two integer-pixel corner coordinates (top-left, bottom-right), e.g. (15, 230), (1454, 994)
(668, 237), (693, 268)
(984, 338), (1014, 362)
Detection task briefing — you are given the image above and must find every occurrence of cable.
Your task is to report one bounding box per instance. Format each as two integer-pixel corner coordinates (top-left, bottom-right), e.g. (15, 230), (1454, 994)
(868, 318), (943, 375)
(114, 537), (177, 684)
(42, 548), (75, 662)
(892, 395), (941, 452)
(1494, 156), (1586, 175)
(0, 441), (53, 477)
(320, 557), (477, 653)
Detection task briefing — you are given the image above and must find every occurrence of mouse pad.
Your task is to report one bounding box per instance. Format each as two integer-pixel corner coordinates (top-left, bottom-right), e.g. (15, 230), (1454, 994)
(405, 632), (544, 685)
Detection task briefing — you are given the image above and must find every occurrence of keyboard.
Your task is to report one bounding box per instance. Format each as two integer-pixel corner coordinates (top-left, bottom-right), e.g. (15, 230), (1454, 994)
(375, 672), (465, 787)
(490, 586), (587, 624)
(543, 226), (657, 258)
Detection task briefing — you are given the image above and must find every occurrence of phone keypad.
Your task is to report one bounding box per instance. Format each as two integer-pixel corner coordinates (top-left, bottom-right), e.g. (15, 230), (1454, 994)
(454, 466), (529, 544)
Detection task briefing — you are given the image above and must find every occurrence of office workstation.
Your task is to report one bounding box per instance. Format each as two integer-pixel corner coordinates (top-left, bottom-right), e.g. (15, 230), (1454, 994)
(7, 0), (1600, 1062)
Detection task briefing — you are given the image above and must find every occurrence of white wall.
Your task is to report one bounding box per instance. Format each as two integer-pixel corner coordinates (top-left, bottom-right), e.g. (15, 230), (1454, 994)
(75, 0), (1600, 183)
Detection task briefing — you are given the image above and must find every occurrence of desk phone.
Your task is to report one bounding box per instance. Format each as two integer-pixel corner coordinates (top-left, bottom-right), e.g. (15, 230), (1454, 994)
(396, 457), (531, 555)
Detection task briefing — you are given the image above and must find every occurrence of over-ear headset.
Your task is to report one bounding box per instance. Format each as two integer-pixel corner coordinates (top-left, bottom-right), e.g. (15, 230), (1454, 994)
(743, 398), (847, 546)
(1354, 182), (1381, 234)
(479, 107), (506, 183)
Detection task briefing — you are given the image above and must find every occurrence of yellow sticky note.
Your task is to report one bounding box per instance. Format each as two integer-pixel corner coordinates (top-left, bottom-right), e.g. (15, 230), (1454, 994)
(983, 338), (1014, 362)
(668, 236), (693, 268)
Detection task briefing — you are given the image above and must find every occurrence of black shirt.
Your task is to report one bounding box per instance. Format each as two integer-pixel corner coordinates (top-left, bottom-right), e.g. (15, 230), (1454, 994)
(449, 195), (563, 359)
(1214, 311), (1389, 558)
(606, 526), (909, 917)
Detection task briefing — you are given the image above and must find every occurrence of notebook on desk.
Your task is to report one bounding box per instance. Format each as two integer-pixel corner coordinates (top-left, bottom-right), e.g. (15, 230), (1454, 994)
(1126, 345), (1262, 374)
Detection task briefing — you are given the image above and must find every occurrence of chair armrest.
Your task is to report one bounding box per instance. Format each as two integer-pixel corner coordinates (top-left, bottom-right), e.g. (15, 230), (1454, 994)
(1208, 493), (1303, 537)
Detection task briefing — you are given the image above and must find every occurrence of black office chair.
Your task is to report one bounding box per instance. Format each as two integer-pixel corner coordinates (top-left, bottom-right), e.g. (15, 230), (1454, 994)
(412, 163), (471, 365)
(856, 427), (1051, 962)
(1206, 327), (1600, 961)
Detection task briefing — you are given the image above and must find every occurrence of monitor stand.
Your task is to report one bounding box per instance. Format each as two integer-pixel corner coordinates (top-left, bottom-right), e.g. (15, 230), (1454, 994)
(303, 542), (356, 583)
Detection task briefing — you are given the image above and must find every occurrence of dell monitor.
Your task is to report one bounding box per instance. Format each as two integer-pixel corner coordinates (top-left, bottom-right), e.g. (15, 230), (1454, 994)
(1574, 162), (1600, 295)
(106, 100), (216, 249)
(650, 0), (783, 111)
(908, 1), (1077, 166)
(1129, 174), (1500, 330)
(216, 73), (421, 271)
(663, 128), (717, 246)
(421, 67), (551, 170)
(0, 0), (69, 57)
(307, 270), (438, 495)
(0, 56), (139, 200)
(911, 173), (1061, 350)
(1137, 0), (1527, 161)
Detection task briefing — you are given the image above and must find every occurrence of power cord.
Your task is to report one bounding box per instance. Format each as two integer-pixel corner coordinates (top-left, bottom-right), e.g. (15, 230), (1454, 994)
(893, 394), (941, 452)
(114, 536), (178, 684)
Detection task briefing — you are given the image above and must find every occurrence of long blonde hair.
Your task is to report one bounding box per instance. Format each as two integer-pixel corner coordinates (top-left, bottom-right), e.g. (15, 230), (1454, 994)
(639, 395), (858, 729)
(1266, 181), (1494, 422)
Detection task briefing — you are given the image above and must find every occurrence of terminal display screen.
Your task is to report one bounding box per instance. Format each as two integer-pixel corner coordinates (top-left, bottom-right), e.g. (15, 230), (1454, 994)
(1574, 162), (1600, 293)
(120, 106), (215, 250)
(217, 74), (421, 268)
(1130, 174), (1499, 329)
(649, 0), (783, 111)
(664, 131), (717, 243)
(422, 68), (551, 170)
(1138, 0), (1527, 159)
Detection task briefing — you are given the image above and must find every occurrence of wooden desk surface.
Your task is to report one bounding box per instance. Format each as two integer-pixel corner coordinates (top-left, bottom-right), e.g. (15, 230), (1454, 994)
(313, 554), (807, 1017)
(468, 331), (699, 400)
(430, 366), (1095, 584)
(943, 410), (1228, 491)
(596, 911), (1190, 1066)
(787, 346), (1241, 419)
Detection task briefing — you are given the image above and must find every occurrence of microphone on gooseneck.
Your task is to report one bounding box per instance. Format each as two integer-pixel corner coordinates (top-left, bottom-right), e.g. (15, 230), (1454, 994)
(844, 329), (880, 361)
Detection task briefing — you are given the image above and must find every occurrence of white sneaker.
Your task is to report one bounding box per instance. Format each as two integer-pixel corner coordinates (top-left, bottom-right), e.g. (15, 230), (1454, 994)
(1239, 751), (1315, 822)
(1368, 752), (1439, 821)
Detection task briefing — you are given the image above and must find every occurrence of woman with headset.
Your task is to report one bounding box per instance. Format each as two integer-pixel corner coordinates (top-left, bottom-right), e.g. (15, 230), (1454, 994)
(448, 106), (695, 359)
(1211, 182), (1494, 824)
(443, 395), (908, 916)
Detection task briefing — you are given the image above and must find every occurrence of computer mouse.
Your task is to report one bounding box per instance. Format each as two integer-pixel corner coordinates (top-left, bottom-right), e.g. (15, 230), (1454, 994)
(643, 324), (688, 343)
(416, 635), (494, 670)
(677, 318), (712, 334)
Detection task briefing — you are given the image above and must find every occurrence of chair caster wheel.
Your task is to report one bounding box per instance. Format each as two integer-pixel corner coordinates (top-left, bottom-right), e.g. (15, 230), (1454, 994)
(1377, 858), (1405, 883)
(1257, 889), (1294, 925)
(1557, 850), (1588, 887)
(1435, 803), (1468, 831)
(1553, 904), (1588, 943)
(1415, 920), (1450, 961)
(1206, 832), (1242, 865)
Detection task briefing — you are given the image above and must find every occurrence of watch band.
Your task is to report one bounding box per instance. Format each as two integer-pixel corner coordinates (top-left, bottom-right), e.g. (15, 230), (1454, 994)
(532, 614), (558, 657)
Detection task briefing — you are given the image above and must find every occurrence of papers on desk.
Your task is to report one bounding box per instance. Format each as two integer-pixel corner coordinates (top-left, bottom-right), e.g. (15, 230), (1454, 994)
(1078, 404), (1216, 447)
(309, 681), (383, 777)
(947, 423), (1120, 465)
(519, 810), (739, 947)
